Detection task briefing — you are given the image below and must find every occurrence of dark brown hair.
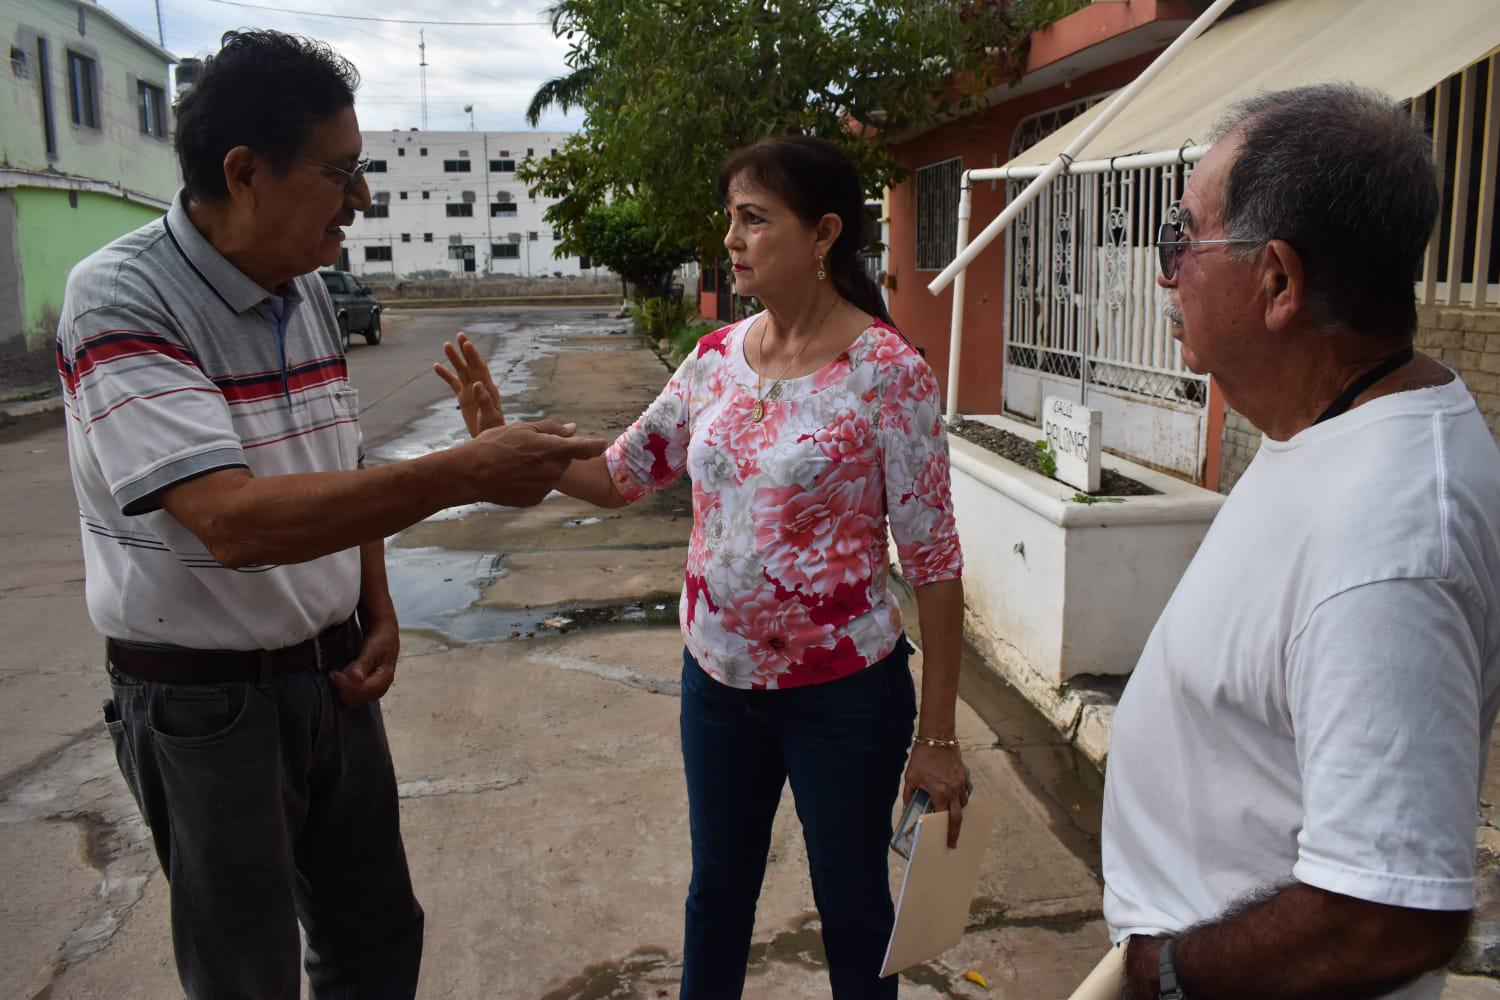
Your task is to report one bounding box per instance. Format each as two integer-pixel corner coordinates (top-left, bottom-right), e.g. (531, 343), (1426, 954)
(716, 136), (891, 324)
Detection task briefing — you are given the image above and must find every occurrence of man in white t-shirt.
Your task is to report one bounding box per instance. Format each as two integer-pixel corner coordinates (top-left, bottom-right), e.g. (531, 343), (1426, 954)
(1104, 84), (1500, 999)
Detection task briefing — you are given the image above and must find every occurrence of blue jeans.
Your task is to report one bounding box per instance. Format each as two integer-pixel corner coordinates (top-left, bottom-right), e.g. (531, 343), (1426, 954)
(679, 638), (917, 999)
(103, 657), (423, 999)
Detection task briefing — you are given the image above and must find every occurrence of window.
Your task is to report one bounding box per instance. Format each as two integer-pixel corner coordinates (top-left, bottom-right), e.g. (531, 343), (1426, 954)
(443, 160), (471, 173)
(399, 191), (408, 200)
(915, 157), (962, 270)
(423, 233), (433, 242)
(491, 203), (517, 217)
(320, 272), (344, 295)
(67, 51), (99, 128)
(446, 203), (473, 218)
(421, 191), (430, 200)
(37, 40), (56, 157)
(400, 233), (411, 242)
(364, 204), (389, 218)
(419, 147), (428, 156)
(365, 246), (392, 262)
(397, 147), (406, 156)
(489, 159), (516, 172)
(526, 147), (534, 156)
(367, 160), (387, 173)
(137, 81), (166, 137)
(10, 46), (27, 78)
(449, 245), (476, 272)
(579, 256), (591, 270)
(527, 231), (538, 241)
(492, 243), (520, 259)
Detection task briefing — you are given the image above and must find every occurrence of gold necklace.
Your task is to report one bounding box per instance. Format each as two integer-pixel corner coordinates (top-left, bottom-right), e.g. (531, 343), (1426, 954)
(752, 297), (840, 422)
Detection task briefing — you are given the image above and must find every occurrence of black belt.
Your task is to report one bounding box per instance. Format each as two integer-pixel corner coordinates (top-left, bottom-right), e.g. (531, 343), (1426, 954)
(106, 616), (361, 684)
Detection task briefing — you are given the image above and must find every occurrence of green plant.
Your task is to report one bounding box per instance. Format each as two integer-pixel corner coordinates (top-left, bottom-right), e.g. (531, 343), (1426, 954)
(1034, 438), (1057, 479)
(669, 320), (718, 364)
(1072, 493), (1124, 505)
(627, 294), (717, 364)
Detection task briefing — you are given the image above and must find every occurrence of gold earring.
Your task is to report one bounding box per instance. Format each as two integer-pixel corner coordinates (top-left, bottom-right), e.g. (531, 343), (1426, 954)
(816, 254), (826, 281)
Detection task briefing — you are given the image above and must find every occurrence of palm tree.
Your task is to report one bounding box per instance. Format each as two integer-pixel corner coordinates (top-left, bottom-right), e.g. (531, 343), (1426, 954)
(526, 2), (593, 127)
(525, 66), (595, 127)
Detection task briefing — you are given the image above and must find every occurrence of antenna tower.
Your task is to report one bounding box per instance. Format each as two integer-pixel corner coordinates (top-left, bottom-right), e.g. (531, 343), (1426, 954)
(418, 29), (429, 130)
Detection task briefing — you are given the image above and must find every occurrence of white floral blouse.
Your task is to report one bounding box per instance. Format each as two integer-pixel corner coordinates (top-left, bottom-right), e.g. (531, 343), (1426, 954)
(604, 313), (963, 689)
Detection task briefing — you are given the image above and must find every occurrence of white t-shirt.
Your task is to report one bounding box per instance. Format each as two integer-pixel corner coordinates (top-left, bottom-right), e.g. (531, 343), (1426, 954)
(1103, 377), (1500, 1000)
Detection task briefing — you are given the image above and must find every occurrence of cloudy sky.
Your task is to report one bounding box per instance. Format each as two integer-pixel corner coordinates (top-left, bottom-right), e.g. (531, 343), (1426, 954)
(104, 0), (584, 134)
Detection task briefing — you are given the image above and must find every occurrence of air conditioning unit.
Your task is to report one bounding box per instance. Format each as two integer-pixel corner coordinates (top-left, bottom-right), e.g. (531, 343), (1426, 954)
(494, 191), (512, 204)
(449, 234), (463, 245)
(507, 233), (522, 244)
(374, 191), (390, 204)
(459, 149), (469, 157)
(461, 190), (476, 203)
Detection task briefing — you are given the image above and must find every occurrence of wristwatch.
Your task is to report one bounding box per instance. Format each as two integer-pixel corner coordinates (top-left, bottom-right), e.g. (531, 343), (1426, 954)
(1158, 937), (1188, 1000)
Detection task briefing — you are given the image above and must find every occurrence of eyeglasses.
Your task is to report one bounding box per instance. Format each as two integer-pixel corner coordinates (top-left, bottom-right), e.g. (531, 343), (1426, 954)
(1155, 221), (1260, 279)
(306, 156), (371, 195)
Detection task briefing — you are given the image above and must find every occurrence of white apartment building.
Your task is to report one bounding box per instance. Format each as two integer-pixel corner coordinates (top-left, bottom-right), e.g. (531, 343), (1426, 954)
(343, 130), (596, 280)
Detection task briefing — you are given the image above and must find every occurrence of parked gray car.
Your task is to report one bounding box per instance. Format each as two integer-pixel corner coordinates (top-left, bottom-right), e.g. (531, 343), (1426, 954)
(319, 269), (382, 349)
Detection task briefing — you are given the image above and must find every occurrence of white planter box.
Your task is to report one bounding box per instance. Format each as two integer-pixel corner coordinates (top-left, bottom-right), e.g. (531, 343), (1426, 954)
(944, 413), (1224, 689)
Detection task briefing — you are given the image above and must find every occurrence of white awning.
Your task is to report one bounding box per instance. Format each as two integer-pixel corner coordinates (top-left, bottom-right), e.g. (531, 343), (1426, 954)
(1002, 0), (1500, 170)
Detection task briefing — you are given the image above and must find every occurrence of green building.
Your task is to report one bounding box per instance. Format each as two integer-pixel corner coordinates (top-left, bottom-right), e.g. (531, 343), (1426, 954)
(2, 0), (176, 353)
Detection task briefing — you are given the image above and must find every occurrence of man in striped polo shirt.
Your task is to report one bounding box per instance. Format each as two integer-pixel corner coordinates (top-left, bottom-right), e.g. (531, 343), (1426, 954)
(57, 31), (602, 1000)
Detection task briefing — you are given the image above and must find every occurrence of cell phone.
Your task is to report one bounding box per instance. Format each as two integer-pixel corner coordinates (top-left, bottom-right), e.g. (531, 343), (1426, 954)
(890, 788), (933, 859)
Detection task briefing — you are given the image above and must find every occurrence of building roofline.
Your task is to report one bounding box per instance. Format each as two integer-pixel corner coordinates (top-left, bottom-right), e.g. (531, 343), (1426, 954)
(78, 0), (176, 64)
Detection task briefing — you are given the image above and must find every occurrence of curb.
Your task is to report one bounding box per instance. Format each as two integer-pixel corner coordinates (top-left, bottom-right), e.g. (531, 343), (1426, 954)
(383, 294), (619, 310)
(0, 391), (63, 420)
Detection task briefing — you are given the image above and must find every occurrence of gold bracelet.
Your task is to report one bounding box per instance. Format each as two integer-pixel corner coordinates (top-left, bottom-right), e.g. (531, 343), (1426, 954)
(913, 735), (961, 750)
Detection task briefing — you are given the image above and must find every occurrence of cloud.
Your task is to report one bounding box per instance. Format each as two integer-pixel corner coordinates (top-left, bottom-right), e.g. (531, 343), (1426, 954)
(103, 0), (584, 132)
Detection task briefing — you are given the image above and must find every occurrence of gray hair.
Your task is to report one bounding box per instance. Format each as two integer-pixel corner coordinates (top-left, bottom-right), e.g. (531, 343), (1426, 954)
(1207, 83), (1439, 339)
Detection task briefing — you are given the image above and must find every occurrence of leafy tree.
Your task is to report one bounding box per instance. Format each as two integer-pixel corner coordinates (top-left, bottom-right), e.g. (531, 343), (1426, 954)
(521, 0), (1079, 262)
(574, 199), (695, 297)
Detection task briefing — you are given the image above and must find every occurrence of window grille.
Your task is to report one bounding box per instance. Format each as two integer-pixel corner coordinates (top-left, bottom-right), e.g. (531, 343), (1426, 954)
(915, 158), (962, 270)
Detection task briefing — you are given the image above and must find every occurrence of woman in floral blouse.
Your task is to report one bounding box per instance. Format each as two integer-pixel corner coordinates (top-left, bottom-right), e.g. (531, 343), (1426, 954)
(438, 135), (968, 999)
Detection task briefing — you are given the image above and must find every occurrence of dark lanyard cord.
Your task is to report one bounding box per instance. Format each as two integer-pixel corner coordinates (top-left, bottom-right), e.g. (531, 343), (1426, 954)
(1312, 346), (1414, 425)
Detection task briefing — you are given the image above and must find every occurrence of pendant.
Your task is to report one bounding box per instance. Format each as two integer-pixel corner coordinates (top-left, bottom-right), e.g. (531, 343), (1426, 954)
(751, 400), (764, 422)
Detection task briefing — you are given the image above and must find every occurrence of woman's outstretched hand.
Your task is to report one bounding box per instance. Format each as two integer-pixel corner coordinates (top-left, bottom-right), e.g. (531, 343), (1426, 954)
(434, 331), (505, 437)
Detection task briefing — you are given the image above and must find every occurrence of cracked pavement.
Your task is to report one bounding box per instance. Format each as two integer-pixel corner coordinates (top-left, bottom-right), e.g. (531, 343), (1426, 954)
(5, 308), (1499, 998)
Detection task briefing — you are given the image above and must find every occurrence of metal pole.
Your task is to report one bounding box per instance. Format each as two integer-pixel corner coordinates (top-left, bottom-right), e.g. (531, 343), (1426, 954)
(943, 177), (972, 423)
(927, 0), (1237, 296)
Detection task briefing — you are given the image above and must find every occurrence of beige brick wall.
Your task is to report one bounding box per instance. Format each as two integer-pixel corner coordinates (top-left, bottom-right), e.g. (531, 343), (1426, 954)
(1217, 306), (1500, 496)
(1414, 304), (1500, 441)
(1219, 408), (1260, 494)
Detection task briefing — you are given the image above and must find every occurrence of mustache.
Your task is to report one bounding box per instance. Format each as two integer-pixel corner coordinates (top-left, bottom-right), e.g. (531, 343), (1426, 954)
(1163, 300), (1184, 325)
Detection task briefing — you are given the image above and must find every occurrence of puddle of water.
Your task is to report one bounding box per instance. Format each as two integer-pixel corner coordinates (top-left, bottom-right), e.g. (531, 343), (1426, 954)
(385, 543), (678, 644)
(369, 315), (617, 465)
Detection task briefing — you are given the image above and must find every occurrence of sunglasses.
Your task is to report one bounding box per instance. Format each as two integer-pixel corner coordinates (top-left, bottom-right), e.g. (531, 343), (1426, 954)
(1155, 221), (1260, 279)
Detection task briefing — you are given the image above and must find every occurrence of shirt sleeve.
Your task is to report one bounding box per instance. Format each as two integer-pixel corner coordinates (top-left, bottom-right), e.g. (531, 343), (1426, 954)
(604, 351), (698, 503)
(1287, 577), (1486, 911)
(61, 302), (244, 516)
(877, 353), (963, 587)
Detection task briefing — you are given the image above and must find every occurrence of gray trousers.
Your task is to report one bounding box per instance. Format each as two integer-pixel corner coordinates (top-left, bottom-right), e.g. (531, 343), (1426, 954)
(104, 660), (424, 999)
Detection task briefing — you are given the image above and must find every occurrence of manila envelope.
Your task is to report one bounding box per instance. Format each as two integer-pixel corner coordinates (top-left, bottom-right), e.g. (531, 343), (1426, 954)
(879, 795), (1001, 978)
(1066, 942), (1126, 1000)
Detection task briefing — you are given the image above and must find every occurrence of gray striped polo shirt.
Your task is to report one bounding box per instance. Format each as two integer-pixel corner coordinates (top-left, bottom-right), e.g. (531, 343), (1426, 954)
(58, 191), (364, 651)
